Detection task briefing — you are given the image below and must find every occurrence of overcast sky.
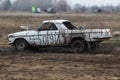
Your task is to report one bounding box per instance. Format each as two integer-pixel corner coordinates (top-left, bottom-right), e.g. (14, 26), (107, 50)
(10, 0), (120, 6)
(69, 0), (120, 6)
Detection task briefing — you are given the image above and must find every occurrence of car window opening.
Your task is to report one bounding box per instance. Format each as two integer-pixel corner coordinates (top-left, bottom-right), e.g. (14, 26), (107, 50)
(63, 22), (76, 30)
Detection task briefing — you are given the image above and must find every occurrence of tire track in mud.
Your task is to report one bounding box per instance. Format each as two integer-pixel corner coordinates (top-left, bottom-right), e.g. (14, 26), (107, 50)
(0, 43), (120, 80)
(0, 53), (120, 79)
(0, 48), (16, 54)
(0, 43), (119, 54)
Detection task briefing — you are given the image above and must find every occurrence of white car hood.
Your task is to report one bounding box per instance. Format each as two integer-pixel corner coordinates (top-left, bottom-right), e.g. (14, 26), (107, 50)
(11, 30), (36, 37)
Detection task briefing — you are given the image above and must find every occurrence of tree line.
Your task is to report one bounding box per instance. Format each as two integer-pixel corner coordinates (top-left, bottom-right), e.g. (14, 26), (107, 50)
(0, 0), (120, 13)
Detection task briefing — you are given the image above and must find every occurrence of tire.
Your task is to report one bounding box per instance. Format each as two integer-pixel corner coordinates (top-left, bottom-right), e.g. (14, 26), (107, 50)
(15, 39), (28, 50)
(71, 40), (84, 53)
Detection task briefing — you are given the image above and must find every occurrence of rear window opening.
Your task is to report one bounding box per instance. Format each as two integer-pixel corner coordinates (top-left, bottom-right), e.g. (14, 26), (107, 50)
(63, 22), (76, 30)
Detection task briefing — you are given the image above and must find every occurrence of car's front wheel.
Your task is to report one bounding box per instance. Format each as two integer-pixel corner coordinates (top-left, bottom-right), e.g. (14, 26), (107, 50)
(15, 39), (28, 51)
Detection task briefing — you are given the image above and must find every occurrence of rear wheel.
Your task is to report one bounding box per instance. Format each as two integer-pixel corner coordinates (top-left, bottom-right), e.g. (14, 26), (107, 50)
(15, 39), (28, 51)
(71, 40), (84, 53)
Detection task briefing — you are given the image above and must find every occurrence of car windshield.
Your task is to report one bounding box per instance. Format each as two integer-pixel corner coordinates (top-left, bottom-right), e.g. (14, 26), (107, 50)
(63, 22), (77, 30)
(37, 22), (58, 31)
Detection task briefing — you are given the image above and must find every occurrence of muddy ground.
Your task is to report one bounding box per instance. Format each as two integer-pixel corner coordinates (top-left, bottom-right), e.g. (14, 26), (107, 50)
(0, 43), (120, 80)
(0, 13), (120, 80)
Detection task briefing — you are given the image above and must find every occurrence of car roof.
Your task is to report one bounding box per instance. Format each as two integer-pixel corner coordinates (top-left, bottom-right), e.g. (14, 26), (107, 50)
(43, 20), (69, 23)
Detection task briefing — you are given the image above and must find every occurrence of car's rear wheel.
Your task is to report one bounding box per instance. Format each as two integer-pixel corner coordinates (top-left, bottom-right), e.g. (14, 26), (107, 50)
(15, 39), (28, 51)
(71, 40), (84, 53)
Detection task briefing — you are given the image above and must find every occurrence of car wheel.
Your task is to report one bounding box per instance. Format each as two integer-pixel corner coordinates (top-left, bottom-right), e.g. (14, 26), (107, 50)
(71, 40), (84, 53)
(15, 39), (28, 50)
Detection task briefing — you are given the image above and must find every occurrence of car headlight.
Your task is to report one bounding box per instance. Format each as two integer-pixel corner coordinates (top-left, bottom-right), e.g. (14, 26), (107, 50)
(8, 35), (14, 38)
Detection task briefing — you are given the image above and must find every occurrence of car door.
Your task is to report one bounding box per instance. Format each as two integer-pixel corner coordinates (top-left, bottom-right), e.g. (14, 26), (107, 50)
(34, 22), (66, 46)
(47, 23), (62, 45)
(47, 23), (68, 46)
(33, 22), (50, 46)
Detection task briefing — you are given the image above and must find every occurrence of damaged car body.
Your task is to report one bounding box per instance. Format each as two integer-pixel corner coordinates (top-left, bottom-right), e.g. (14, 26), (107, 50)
(8, 20), (112, 53)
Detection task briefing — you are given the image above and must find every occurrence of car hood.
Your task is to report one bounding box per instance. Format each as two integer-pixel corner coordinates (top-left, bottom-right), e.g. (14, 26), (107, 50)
(9, 30), (37, 37)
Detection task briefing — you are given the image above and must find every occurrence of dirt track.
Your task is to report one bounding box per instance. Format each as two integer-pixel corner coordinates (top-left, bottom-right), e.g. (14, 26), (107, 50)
(0, 43), (120, 80)
(0, 13), (120, 80)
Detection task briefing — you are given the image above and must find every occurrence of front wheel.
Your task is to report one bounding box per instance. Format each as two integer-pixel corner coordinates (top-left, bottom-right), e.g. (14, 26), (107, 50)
(71, 40), (84, 53)
(15, 39), (28, 51)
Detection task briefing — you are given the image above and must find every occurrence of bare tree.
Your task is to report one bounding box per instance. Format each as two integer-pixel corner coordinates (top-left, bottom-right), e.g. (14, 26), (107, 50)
(74, 4), (86, 13)
(0, 0), (119, 13)
(0, 0), (11, 11)
(10, 0), (53, 11)
(10, 0), (33, 11)
(55, 0), (71, 12)
(116, 4), (120, 12)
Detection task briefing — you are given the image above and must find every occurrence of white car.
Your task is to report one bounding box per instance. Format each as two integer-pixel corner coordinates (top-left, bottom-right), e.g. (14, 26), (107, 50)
(7, 20), (112, 52)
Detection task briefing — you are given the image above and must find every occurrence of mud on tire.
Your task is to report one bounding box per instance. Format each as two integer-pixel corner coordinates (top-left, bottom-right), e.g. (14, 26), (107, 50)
(71, 40), (84, 53)
(15, 39), (28, 51)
